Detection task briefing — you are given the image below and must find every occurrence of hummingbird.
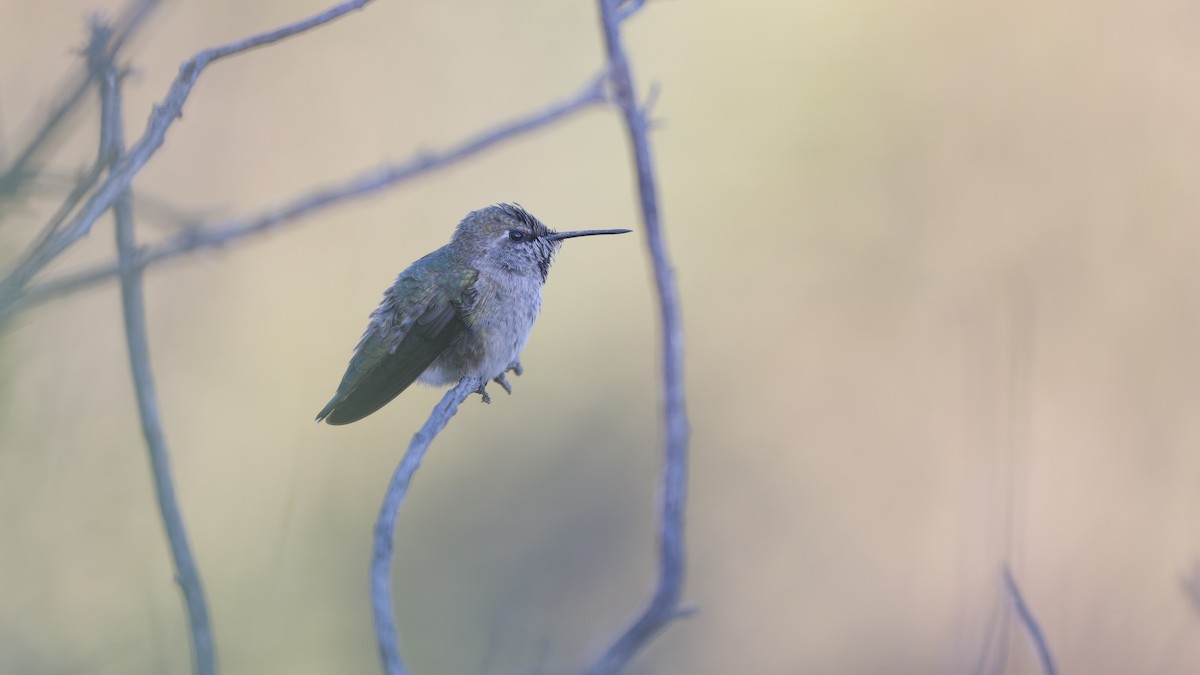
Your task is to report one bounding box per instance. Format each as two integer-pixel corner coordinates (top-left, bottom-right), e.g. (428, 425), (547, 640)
(316, 203), (630, 425)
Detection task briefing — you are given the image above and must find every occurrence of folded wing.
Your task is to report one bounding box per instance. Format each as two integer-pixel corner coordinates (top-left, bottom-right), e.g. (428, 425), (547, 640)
(316, 259), (476, 425)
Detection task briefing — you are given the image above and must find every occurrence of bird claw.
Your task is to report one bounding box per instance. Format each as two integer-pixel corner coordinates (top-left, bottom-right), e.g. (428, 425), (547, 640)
(493, 372), (513, 395)
(476, 362), (523, 403)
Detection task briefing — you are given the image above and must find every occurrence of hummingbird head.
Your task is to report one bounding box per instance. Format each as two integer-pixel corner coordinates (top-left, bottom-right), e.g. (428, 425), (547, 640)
(451, 203), (630, 281)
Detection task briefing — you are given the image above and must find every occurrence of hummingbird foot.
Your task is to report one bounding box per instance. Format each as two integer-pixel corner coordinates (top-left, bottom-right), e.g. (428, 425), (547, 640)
(507, 360), (523, 377)
(493, 372), (514, 396)
(473, 381), (492, 404)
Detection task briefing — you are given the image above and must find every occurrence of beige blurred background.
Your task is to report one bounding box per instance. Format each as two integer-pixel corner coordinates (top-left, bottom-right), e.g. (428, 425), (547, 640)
(3, 0), (1200, 673)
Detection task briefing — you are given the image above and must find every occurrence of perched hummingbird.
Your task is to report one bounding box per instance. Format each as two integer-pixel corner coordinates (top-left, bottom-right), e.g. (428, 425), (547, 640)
(316, 203), (629, 425)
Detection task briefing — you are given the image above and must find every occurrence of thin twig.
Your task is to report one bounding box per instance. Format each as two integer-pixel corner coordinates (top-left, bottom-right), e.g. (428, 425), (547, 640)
(4, 73), (608, 319)
(96, 22), (218, 675)
(0, 0), (375, 312)
(0, 0), (160, 202)
(584, 1), (690, 674)
(19, 170), (207, 233)
(16, 26), (128, 256)
(23, 161), (110, 257)
(1002, 566), (1057, 675)
(370, 377), (483, 675)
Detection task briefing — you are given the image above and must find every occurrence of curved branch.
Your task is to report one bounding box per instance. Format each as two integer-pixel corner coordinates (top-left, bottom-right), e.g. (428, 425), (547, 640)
(1002, 566), (1057, 675)
(370, 377), (482, 675)
(584, 1), (691, 674)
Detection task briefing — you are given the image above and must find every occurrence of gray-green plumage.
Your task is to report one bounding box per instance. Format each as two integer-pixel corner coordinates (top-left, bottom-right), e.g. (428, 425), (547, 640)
(316, 204), (629, 425)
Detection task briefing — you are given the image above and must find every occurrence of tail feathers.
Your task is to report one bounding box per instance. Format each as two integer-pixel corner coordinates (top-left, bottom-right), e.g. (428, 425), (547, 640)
(314, 354), (429, 425)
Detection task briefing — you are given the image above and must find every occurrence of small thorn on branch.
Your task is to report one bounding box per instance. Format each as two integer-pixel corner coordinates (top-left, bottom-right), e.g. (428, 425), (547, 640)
(672, 604), (700, 620)
(641, 82), (662, 116)
(616, 0), (648, 22)
(640, 82), (666, 131)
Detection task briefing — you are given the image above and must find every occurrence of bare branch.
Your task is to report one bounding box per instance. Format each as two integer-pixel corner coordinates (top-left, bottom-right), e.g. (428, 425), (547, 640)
(584, 1), (691, 674)
(0, 0), (160, 203)
(0, 0), (375, 312)
(96, 22), (218, 675)
(23, 161), (110, 261)
(9, 4), (687, 674)
(1002, 566), (1057, 675)
(5, 73), (608, 317)
(370, 376), (483, 675)
(15, 23), (132, 261)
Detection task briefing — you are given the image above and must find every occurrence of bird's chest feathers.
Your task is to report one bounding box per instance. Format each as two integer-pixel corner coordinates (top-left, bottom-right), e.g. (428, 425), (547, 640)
(467, 271), (543, 342)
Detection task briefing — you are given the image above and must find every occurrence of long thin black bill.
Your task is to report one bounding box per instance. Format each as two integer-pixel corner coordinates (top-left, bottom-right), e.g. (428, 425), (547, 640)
(544, 228), (632, 241)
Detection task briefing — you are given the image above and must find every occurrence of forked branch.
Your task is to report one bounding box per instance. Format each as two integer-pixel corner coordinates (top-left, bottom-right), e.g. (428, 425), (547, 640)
(0, 0), (375, 313)
(0, 0), (160, 202)
(6, 74), (608, 317)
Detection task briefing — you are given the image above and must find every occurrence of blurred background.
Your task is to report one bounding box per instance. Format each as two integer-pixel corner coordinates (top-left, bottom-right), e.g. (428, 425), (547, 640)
(2, 0), (1200, 673)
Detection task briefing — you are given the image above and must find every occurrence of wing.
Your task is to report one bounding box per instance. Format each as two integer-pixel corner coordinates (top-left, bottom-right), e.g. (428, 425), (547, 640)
(316, 257), (477, 425)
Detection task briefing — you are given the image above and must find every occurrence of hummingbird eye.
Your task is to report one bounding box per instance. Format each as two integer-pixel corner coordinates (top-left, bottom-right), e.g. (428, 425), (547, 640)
(507, 230), (527, 242)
